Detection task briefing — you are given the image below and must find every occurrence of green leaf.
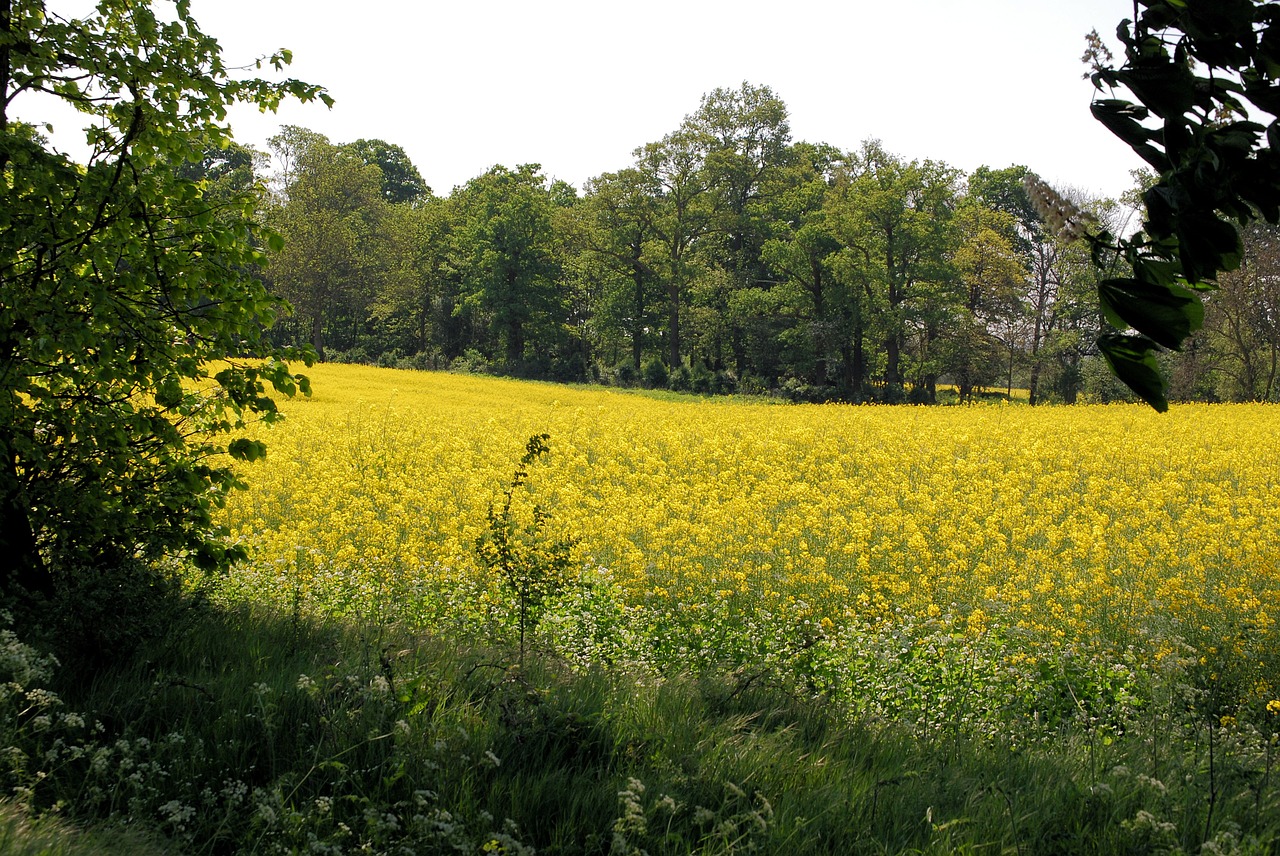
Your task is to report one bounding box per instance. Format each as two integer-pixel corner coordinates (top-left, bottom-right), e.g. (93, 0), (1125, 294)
(1091, 100), (1169, 170)
(154, 375), (185, 408)
(1097, 332), (1169, 412)
(1097, 275), (1204, 349)
(1176, 212), (1242, 281)
(0, 2), (327, 584)
(227, 438), (268, 462)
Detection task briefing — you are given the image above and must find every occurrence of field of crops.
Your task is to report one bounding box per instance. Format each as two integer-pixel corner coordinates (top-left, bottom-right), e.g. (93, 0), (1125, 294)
(218, 363), (1280, 738)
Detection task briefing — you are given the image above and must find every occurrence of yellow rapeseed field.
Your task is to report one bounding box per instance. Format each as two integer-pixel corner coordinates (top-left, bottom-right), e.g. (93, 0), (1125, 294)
(219, 364), (1280, 697)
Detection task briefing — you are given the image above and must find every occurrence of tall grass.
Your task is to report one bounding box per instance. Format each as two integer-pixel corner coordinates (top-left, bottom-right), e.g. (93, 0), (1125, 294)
(0, 596), (1274, 854)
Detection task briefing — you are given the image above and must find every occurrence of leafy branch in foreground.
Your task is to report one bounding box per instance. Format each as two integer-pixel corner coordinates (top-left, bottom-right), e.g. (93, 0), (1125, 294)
(0, 0), (330, 602)
(475, 434), (578, 668)
(1078, 0), (1280, 411)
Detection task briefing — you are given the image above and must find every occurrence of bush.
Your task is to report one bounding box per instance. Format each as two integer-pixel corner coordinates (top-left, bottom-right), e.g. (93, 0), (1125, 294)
(668, 364), (692, 392)
(737, 375), (768, 396)
(1080, 356), (1138, 403)
(613, 362), (638, 387)
(395, 352), (438, 372)
(640, 357), (668, 389)
(777, 378), (836, 403)
(375, 348), (405, 369)
(690, 363), (714, 394)
(327, 346), (371, 365)
(451, 348), (492, 374)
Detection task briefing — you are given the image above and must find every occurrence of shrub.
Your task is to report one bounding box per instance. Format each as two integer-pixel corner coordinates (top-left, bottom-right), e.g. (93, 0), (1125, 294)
(640, 356), (668, 389)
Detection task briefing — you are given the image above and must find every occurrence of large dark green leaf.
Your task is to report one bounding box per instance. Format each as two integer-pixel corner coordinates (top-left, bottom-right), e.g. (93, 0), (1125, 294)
(1175, 211), (1242, 281)
(1097, 276), (1203, 349)
(1097, 332), (1169, 412)
(1117, 57), (1197, 120)
(1091, 100), (1169, 170)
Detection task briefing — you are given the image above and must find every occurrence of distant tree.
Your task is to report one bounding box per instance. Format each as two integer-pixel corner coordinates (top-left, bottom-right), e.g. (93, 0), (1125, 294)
(366, 198), (455, 359)
(829, 141), (960, 401)
(688, 83), (793, 374)
(345, 138), (430, 205)
(1200, 222), (1280, 401)
(175, 139), (266, 198)
(760, 143), (850, 390)
(263, 124), (328, 197)
(0, 0), (326, 598)
(267, 130), (390, 360)
(582, 168), (664, 372)
(633, 127), (719, 369)
(947, 204), (1024, 399)
(968, 166), (1101, 404)
(452, 164), (564, 367)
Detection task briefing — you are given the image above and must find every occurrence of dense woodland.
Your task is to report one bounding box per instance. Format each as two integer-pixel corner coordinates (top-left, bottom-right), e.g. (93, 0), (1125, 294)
(218, 84), (1278, 403)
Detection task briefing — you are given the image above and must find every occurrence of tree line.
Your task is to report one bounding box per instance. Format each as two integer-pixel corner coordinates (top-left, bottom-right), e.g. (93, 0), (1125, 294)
(247, 83), (1278, 404)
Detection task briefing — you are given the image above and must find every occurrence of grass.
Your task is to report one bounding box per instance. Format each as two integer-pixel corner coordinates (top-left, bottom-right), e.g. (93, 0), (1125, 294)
(0, 801), (171, 856)
(0, 598), (1275, 854)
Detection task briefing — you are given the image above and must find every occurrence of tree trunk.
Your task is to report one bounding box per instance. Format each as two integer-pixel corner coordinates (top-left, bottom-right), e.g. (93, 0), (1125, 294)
(884, 333), (903, 399)
(839, 343), (854, 399)
(311, 314), (326, 362)
(631, 268), (645, 371)
(667, 281), (681, 368)
(507, 319), (525, 365)
(851, 313), (867, 401)
(810, 273), (827, 385)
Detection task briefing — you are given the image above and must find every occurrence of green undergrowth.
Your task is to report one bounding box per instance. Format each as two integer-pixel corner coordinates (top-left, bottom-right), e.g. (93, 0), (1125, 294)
(0, 602), (1277, 854)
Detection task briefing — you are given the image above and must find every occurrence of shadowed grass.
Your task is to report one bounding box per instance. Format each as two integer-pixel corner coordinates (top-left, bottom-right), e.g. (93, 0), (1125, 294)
(0, 600), (1262, 853)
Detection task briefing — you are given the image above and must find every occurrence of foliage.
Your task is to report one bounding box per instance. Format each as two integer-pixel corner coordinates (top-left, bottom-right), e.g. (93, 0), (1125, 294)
(219, 68), (1280, 406)
(343, 137), (430, 204)
(0, 0), (324, 598)
(451, 164), (567, 367)
(1, 597), (1278, 855)
(248, 84), (1196, 405)
(1193, 222), (1280, 401)
(828, 141), (962, 400)
(475, 434), (578, 667)
(1083, 0), (1280, 410)
(265, 127), (390, 360)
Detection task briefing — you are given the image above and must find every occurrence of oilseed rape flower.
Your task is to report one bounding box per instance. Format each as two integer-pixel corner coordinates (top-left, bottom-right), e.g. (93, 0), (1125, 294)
(217, 364), (1280, 718)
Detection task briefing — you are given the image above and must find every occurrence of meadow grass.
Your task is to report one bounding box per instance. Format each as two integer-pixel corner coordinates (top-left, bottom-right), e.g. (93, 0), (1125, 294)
(3, 601), (1277, 854)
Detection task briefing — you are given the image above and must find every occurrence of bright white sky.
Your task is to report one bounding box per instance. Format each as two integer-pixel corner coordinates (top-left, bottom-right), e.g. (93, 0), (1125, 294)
(34, 0), (1147, 199)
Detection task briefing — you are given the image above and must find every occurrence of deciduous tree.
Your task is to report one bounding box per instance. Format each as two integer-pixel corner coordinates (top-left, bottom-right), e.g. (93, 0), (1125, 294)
(452, 164), (564, 367)
(0, 0), (326, 596)
(267, 129), (389, 360)
(345, 137), (430, 205)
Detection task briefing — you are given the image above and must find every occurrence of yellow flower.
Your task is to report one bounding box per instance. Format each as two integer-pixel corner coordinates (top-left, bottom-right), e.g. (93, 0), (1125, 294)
(215, 364), (1280, 694)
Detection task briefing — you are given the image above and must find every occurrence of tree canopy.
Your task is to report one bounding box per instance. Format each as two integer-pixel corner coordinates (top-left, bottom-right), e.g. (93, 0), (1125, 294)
(0, 0), (327, 597)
